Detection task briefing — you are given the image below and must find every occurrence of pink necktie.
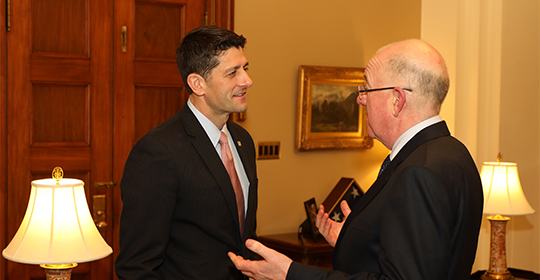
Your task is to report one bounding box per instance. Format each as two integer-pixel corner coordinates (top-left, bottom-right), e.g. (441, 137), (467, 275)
(219, 132), (245, 234)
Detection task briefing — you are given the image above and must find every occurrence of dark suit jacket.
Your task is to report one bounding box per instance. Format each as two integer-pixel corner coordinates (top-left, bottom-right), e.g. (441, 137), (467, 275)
(115, 104), (259, 280)
(287, 121), (484, 280)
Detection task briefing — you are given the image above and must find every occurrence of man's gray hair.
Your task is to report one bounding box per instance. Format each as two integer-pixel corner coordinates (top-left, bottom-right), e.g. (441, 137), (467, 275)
(387, 54), (449, 110)
(377, 39), (450, 112)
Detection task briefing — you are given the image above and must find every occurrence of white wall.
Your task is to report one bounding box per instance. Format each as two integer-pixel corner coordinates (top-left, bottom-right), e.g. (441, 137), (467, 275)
(422, 0), (540, 273)
(235, 0), (540, 273)
(235, 0), (421, 236)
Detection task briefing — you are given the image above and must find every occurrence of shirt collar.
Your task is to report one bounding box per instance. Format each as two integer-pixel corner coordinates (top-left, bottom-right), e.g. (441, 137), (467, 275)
(390, 115), (443, 160)
(187, 99), (224, 147)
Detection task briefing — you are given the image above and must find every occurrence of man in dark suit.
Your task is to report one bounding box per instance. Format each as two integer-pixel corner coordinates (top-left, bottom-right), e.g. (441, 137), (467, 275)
(115, 26), (258, 279)
(229, 39), (484, 279)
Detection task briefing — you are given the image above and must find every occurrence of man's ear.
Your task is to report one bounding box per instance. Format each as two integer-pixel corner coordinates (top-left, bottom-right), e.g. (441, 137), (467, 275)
(392, 87), (407, 117)
(187, 73), (206, 97)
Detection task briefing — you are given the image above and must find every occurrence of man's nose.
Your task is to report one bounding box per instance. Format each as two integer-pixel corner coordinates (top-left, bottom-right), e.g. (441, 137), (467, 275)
(241, 71), (253, 88)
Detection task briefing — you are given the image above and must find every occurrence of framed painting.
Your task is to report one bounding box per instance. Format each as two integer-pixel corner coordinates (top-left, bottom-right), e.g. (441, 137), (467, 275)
(295, 65), (373, 151)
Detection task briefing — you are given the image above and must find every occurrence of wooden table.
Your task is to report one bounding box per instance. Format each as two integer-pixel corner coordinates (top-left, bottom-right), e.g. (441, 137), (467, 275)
(259, 232), (334, 269)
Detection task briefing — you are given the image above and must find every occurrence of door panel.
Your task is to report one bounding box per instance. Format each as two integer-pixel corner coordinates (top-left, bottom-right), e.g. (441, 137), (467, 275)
(32, 0), (87, 55)
(32, 84), (88, 143)
(134, 87), (183, 142)
(135, 2), (184, 59)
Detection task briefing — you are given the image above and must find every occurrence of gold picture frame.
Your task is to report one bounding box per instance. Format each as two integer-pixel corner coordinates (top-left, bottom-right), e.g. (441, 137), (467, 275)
(295, 65), (373, 151)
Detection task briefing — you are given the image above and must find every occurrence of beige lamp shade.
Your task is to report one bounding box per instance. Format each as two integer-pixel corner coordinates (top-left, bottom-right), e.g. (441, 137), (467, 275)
(480, 161), (535, 215)
(2, 178), (112, 264)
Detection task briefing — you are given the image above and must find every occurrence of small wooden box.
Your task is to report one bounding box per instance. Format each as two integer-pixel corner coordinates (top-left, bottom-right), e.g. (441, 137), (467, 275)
(300, 177), (364, 240)
(322, 177), (363, 222)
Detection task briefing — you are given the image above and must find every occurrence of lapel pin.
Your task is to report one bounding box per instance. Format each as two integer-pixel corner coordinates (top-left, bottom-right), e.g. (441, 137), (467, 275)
(237, 141), (242, 147)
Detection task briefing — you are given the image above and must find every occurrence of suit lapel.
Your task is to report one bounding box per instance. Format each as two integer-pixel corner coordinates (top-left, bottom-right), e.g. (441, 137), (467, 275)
(334, 121), (451, 254)
(179, 105), (243, 233)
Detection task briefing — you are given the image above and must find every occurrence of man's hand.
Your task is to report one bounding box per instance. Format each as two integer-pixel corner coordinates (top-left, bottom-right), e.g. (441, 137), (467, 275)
(228, 239), (293, 280)
(315, 200), (351, 247)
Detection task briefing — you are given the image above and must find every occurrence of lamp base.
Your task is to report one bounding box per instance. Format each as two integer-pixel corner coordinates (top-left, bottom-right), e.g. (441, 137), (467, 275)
(40, 263), (78, 280)
(481, 271), (514, 280)
(482, 215), (514, 280)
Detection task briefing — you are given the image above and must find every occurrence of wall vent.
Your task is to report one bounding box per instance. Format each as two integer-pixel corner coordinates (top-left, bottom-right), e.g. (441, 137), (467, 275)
(257, 141), (280, 160)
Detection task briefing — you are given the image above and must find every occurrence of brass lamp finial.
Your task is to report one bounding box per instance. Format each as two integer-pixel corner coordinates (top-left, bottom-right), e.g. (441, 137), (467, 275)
(496, 153), (502, 164)
(52, 167), (64, 184)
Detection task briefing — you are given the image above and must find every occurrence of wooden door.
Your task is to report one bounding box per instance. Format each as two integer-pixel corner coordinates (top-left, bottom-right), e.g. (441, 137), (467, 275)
(5, 0), (114, 279)
(111, 0), (233, 276)
(2, 0), (233, 279)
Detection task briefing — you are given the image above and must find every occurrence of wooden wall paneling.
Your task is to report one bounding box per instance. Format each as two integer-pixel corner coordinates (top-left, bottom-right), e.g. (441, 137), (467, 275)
(133, 61), (183, 85)
(134, 86), (182, 143)
(32, 84), (89, 144)
(135, 2), (183, 59)
(32, 0), (87, 56)
(30, 147), (90, 171)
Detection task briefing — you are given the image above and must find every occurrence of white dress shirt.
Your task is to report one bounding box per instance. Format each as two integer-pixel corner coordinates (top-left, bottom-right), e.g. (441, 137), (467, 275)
(187, 99), (249, 214)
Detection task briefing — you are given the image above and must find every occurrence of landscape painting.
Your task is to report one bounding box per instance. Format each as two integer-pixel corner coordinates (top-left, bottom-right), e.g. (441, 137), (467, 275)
(295, 65), (373, 151)
(310, 84), (359, 133)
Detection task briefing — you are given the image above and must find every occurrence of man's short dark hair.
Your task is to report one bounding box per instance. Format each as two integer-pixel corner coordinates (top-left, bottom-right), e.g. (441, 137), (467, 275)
(176, 26), (247, 94)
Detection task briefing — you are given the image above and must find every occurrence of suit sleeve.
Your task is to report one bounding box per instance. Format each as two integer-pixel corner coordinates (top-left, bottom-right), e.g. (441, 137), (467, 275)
(115, 136), (178, 280)
(287, 165), (456, 280)
(287, 262), (357, 280)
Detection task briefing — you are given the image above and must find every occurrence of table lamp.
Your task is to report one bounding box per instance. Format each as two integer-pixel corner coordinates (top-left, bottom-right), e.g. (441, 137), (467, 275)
(2, 167), (112, 279)
(480, 154), (535, 280)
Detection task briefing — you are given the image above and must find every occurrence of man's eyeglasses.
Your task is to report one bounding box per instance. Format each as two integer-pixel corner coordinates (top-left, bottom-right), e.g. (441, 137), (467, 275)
(358, 83), (412, 93)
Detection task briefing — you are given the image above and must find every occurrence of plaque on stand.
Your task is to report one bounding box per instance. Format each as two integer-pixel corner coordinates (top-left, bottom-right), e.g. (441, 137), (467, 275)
(303, 198), (320, 241)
